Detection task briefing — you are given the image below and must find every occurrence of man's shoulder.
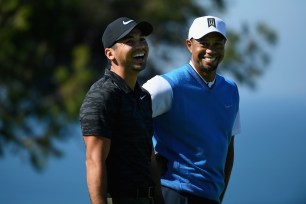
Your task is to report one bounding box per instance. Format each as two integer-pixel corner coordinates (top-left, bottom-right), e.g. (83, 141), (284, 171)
(217, 74), (238, 87)
(143, 64), (189, 91)
(91, 75), (119, 92)
(83, 76), (120, 106)
(80, 76), (119, 116)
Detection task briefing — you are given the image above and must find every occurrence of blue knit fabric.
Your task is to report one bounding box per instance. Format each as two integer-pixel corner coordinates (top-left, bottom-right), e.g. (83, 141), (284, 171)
(153, 64), (239, 202)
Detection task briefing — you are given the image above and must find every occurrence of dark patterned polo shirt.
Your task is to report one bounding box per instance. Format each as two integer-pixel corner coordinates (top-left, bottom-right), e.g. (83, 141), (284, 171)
(79, 69), (154, 193)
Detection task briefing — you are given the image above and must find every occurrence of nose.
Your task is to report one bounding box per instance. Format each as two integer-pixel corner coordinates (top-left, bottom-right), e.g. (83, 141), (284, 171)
(136, 40), (148, 48)
(133, 40), (148, 53)
(205, 47), (214, 54)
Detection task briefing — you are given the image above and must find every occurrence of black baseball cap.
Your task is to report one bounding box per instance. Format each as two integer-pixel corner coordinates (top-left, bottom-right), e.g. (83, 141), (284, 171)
(102, 17), (153, 49)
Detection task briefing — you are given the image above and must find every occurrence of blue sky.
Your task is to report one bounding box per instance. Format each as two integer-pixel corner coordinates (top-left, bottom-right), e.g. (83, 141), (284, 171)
(1, 1), (306, 204)
(223, 1), (306, 203)
(225, 0), (305, 98)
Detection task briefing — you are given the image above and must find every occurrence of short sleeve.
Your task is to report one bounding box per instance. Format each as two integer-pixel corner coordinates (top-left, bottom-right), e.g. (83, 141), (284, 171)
(231, 109), (241, 136)
(143, 75), (173, 117)
(79, 84), (115, 138)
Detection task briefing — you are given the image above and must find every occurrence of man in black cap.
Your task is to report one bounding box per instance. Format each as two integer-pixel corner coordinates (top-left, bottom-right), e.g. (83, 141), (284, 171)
(80, 17), (163, 204)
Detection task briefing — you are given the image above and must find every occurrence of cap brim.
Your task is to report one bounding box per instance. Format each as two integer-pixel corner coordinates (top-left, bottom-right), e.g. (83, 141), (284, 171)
(135, 21), (153, 36)
(206, 31), (227, 40)
(116, 21), (153, 43)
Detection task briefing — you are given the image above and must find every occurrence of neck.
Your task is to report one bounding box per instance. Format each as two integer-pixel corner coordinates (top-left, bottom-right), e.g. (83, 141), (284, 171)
(189, 61), (216, 82)
(200, 71), (216, 82)
(110, 66), (138, 90)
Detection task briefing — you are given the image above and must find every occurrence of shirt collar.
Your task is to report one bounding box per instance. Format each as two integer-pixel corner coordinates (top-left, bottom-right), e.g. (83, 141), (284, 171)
(105, 69), (141, 94)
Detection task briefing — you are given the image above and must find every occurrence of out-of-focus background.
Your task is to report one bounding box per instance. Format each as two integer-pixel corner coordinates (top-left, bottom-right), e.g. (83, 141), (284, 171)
(1, 0), (305, 204)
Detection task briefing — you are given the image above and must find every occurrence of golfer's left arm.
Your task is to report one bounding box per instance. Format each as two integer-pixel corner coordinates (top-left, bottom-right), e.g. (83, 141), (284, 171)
(220, 136), (234, 202)
(220, 110), (240, 202)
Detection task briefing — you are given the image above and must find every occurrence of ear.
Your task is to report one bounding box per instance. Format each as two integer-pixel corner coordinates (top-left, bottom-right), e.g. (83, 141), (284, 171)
(105, 48), (115, 60)
(185, 39), (192, 53)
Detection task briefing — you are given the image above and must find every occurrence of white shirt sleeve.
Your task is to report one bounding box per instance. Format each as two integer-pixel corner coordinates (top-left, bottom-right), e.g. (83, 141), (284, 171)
(142, 75), (173, 118)
(232, 109), (241, 136)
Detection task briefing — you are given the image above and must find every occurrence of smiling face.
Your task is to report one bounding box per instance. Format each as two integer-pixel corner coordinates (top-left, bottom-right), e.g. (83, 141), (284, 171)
(186, 32), (226, 80)
(106, 28), (149, 73)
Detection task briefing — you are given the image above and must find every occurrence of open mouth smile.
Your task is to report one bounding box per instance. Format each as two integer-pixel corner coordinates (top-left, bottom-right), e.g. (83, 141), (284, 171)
(133, 53), (145, 60)
(203, 56), (217, 63)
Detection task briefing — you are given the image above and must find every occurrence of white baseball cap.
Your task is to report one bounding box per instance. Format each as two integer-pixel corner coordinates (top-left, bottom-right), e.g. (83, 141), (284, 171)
(188, 16), (227, 40)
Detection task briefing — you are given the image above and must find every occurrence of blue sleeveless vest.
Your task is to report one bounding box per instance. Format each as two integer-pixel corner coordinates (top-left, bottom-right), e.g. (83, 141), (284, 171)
(153, 64), (239, 201)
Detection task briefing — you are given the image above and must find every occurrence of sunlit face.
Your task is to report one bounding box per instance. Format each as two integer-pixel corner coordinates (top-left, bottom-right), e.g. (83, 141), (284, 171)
(186, 32), (226, 76)
(111, 28), (149, 72)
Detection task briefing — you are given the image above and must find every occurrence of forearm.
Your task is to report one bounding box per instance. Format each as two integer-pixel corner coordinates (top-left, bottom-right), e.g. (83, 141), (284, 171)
(83, 136), (110, 204)
(220, 136), (235, 202)
(220, 154), (233, 202)
(86, 159), (107, 204)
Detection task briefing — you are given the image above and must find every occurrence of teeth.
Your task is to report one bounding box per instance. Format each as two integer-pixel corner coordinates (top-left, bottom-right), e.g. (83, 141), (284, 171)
(133, 53), (145, 57)
(204, 57), (216, 62)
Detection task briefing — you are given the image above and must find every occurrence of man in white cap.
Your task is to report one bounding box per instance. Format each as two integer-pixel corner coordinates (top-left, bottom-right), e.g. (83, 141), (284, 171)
(143, 16), (241, 204)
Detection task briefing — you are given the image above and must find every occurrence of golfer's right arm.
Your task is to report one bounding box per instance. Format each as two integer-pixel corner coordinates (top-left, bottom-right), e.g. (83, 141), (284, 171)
(84, 136), (111, 204)
(143, 75), (173, 117)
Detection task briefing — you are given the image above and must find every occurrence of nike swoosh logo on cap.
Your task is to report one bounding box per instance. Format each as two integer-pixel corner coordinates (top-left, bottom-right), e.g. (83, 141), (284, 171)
(123, 20), (133, 25)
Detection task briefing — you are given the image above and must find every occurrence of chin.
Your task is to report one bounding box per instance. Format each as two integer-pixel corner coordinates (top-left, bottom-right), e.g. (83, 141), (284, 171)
(133, 66), (146, 72)
(201, 65), (218, 73)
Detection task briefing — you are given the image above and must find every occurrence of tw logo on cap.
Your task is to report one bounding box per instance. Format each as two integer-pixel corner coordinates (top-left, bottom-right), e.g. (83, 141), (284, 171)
(207, 18), (216, 28)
